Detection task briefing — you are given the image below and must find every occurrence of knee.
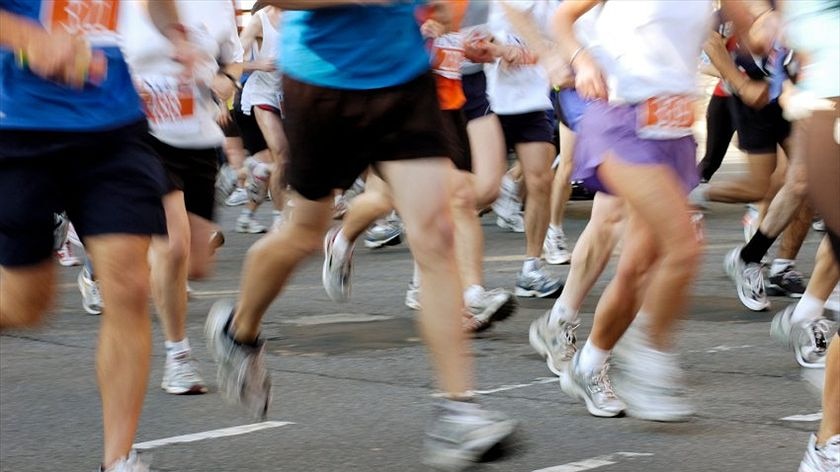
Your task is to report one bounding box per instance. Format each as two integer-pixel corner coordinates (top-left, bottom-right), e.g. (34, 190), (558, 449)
(450, 180), (477, 213)
(0, 289), (53, 330)
(474, 183), (500, 209)
(405, 212), (456, 263)
(523, 170), (552, 198)
(665, 237), (702, 273)
(107, 268), (151, 310)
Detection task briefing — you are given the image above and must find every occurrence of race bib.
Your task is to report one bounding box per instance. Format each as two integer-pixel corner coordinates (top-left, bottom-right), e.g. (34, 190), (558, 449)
(137, 76), (199, 135)
(636, 96), (695, 140)
(432, 33), (465, 80)
(40, 0), (121, 46)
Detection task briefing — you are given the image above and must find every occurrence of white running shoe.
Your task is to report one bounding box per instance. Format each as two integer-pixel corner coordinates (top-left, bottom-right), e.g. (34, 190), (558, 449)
(56, 240), (82, 267)
(322, 226), (353, 303)
(235, 214), (267, 234)
(811, 218), (826, 232)
(724, 246), (770, 311)
(770, 304), (836, 368)
(100, 450), (150, 472)
(612, 321), (694, 422)
(405, 282), (421, 310)
(529, 311), (578, 376)
(225, 187), (249, 207)
(78, 267), (103, 315)
(495, 213), (525, 233)
(799, 434), (840, 472)
(560, 351), (626, 418)
(205, 300), (272, 420)
(515, 266), (563, 298)
(162, 351), (208, 395)
(466, 288), (517, 332)
(543, 226), (571, 265)
(363, 220), (402, 248)
(215, 164), (239, 205)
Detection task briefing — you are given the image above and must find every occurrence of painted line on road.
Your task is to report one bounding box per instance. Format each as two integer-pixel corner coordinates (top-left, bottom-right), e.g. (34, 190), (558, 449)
(133, 421), (294, 451)
(280, 313), (394, 326)
(781, 412), (822, 422)
(688, 344), (754, 354)
(431, 377), (557, 398)
(532, 452), (654, 472)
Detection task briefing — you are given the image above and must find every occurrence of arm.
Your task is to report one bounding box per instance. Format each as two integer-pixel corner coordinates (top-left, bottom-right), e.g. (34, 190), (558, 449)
(239, 14), (274, 72)
(500, 1), (573, 90)
(703, 32), (769, 108)
(721, 0), (779, 56)
(263, 0), (388, 10)
(145, 0), (196, 73)
(552, 0), (606, 99)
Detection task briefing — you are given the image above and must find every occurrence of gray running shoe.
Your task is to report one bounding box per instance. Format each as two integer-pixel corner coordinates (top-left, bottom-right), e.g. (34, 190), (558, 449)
(225, 187), (249, 207)
(423, 401), (517, 471)
(205, 300), (272, 420)
(215, 164), (238, 205)
(466, 288), (517, 332)
(612, 321), (693, 422)
(528, 311), (578, 376)
(161, 351), (208, 395)
(515, 266), (563, 298)
(543, 226), (571, 265)
(770, 304), (836, 368)
(724, 246), (769, 311)
(799, 434), (840, 472)
(495, 213), (525, 233)
(322, 226), (353, 303)
(560, 351), (626, 417)
(363, 220), (402, 249)
(235, 214), (267, 234)
(767, 265), (806, 298)
(405, 282), (421, 310)
(78, 267), (103, 315)
(99, 450), (150, 472)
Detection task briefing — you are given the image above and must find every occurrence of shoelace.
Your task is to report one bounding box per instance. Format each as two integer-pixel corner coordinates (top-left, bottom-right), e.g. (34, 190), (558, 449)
(743, 264), (766, 298)
(809, 319), (833, 354)
(171, 357), (202, 383)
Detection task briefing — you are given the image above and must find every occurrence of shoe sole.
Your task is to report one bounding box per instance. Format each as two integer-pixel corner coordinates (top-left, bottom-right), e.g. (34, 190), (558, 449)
(422, 419), (518, 471)
(515, 285), (563, 299)
(528, 321), (565, 377)
(162, 383), (209, 395)
(322, 228), (350, 303)
(766, 284), (804, 299)
(363, 233), (401, 249)
(544, 254), (571, 265)
(558, 369), (624, 418)
(473, 297), (518, 333)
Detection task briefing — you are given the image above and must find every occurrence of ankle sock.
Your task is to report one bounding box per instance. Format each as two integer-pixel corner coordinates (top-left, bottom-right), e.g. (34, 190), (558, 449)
(741, 229), (776, 264)
(464, 285), (484, 306)
(548, 301), (579, 324)
(165, 338), (190, 358)
(770, 258), (794, 277)
(522, 257), (540, 274)
(578, 340), (610, 373)
(791, 293), (825, 325)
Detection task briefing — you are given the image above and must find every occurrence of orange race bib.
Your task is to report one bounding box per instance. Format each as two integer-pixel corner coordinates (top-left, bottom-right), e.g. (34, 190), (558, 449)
(432, 33), (465, 80)
(40, 0), (121, 46)
(137, 76), (199, 135)
(636, 96), (696, 140)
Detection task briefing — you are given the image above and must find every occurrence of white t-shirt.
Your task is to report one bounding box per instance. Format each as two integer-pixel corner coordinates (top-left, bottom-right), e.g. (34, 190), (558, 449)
(484, 0), (558, 115)
(589, 0), (712, 104)
(120, 0), (243, 149)
(241, 8), (283, 114)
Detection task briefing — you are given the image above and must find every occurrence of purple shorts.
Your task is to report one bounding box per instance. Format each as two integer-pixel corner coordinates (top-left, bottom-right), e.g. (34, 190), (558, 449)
(573, 100), (699, 195)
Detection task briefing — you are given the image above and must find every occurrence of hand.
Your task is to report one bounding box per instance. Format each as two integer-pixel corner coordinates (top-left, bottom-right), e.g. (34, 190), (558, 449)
(704, 32), (730, 66)
(541, 52), (574, 90)
(420, 19), (445, 40)
(737, 79), (769, 109)
(212, 73), (236, 102)
(23, 30), (91, 88)
(572, 52), (606, 100)
(464, 38), (497, 64)
(217, 107), (232, 128)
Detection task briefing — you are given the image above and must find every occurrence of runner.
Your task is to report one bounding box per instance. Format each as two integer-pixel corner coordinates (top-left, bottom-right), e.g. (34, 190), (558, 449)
(0, 1), (192, 469)
(204, 2), (516, 470)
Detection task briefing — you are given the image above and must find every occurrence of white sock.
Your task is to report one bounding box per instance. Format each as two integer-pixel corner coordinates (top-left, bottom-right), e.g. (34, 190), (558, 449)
(165, 338), (190, 358)
(770, 259), (794, 277)
(522, 257), (540, 274)
(333, 228), (352, 260)
(549, 301), (579, 324)
(549, 224), (564, 236)
(791, 292), (825, 324)
(411, 262), (421, 287)
(464, 285), (484, 306)
(578, 340), (610, 373)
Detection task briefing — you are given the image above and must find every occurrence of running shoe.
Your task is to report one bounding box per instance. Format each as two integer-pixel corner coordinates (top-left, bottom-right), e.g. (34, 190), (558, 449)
(724, 246), (770, 311)
(687, 182), (710, 210)
(528, 311), (578, 376)
(422, 400), (517, 471)
(515, 266), (563, 298)
(78, 267), (103, 315)
(742, 204), (760, 243)
(215, 164), (238, 205)
(322, 226), (353, 303)
(53, 212), (70, 251)
(405, 282), (421, 310)
(543, 226), (571, 265)
(466, 288), (517, 332)
(611, 321), (693, 422)
(767, 265), (806, 298)
(225, 187), (249, 207)
(99, 450), (150, 472)
(799, 434), (840, 472)
(205, 299), (272, 420)
(161, 351), (208, 395)
(209, 230), (225, 251)
(56, 240), (82, 267)
(363, 220), (402, 249)
(811, 218), (826, 232)
(770, 304), (836, 368)
(235, 214), (267, 234)
(333, 194), (349, 219)
(495, 213), (525, 233)
(559, 351), (626, 418)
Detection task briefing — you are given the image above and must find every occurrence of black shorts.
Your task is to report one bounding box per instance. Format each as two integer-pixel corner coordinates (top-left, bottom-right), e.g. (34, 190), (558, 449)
(497, 111), (555, 150)
(282, 71), (449, 201)
(462, 71), (493, 122)
(145, 136), (219, 221)
(442, 109), (472, 172)
(231, 88), (268, 155)
(0, 120), (167, 267)
(728, 97), (791, 154)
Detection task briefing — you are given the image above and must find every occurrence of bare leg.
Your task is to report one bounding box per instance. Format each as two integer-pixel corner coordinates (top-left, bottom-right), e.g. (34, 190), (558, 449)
(451, 168), (484, 288)
(517, 142), (554, 258)
(467, 114), (507, 208)
(86, 234), (153, 467)
(0, 261), (55, 329)
(707, 152), (777, 203)
(340, 173), (394, 242)
(254, 107), (288, 214)
(550, 124), (574, 228)
(150, 192), (190, 343)
(817, 337), (840, 444)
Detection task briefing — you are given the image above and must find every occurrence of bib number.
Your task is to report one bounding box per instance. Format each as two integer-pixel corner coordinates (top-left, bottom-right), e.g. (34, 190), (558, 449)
(40, 0), (121, 46)
(138, 77), (199, 135)
(636, 96), (695, 140)
(432, 33), (464, 80)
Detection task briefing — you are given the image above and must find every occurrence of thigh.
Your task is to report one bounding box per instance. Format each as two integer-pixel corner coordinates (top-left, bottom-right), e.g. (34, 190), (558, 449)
(379, 158), (454, 236)
(254, 106), (288, 160)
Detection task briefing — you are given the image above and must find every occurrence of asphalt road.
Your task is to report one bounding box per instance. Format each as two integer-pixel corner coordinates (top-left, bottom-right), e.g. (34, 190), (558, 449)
(1, 163), (836, 472)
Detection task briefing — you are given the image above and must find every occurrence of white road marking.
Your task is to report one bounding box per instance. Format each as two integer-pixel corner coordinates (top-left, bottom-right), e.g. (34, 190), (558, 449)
(133, 421), (294, 451)
(431, 377), (557, 398)
(688, 344), (754, 354)
(280, 313), (394, 326)
(781, 412), (823, 422)
(532, 452), (654, 472)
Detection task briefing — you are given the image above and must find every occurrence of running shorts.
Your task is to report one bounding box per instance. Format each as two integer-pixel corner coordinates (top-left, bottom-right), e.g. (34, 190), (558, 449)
(145, 136), (219, 221)
(441, 109), (472, 172)
(728, 97), (791, 154)
(462, 71), (493, 122)
(0, 120), (167, 266)
(497, 111), (555, 150)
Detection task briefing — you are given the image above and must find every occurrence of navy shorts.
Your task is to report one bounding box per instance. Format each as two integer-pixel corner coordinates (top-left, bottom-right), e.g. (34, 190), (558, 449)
(497, 111), (555, 150)
(442, 109), (472, 172)
(146, 135), (219, 221)
(0, 120), (167, 267)
(728, 97), (791, 154)
(462, 71), (493, 122)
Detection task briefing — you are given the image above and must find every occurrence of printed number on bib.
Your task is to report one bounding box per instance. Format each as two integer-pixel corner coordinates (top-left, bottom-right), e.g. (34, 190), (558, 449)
(432, 33), (465, 80)
(138, 77), (200, 135)
(636, 96), (695, 140)
(40, 0), (121, 46)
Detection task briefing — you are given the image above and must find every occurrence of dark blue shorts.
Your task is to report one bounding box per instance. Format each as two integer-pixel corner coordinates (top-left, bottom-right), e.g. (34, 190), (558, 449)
(462, 71), (493, 122)
(0, 120), (167, 266)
